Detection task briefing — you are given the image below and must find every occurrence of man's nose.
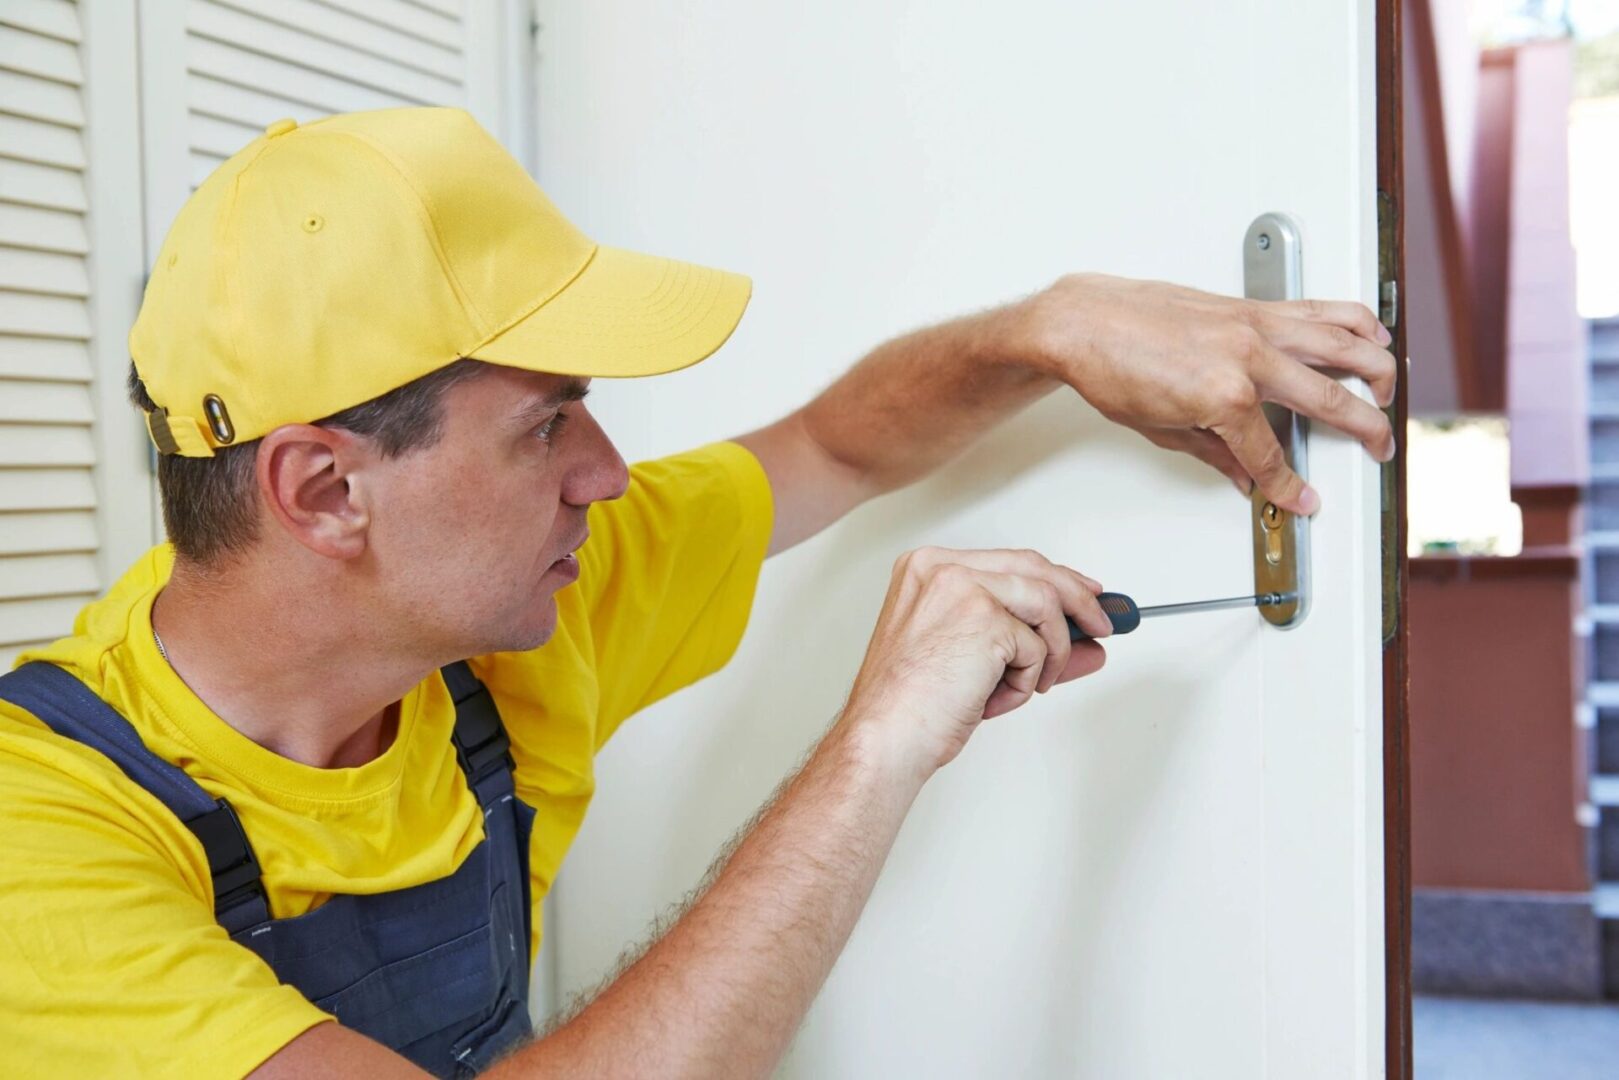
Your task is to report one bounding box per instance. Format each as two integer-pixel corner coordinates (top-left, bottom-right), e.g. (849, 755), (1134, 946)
(564, 407), (629, 506)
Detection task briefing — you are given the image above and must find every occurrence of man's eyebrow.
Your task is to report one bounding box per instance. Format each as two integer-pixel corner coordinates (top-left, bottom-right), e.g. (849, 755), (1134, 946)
(511, 379), (591, 421)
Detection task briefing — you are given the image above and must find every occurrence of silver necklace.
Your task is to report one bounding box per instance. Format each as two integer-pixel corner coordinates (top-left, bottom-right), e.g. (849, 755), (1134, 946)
(153, 627), (169, 663)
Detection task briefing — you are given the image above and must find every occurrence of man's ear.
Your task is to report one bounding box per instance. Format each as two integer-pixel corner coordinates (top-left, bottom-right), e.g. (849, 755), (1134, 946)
(256, 424), (372, 560)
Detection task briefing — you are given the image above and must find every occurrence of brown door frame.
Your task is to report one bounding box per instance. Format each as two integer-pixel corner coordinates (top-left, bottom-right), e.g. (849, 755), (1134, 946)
(1377, 0), (1412, 1076)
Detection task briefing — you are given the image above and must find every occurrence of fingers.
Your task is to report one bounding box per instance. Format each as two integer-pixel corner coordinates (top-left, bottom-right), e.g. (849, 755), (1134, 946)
(982, 605), (1107, 718)
(1255, 307), (1398, 407)
(1264, 298), (1391, 349)
(1209, 406), (1316, 515)
(906, 547), (1110, 704)
(914, 548), (1111, 642)
(961, 568), (1075, 694)
(869, 546), (1114, 769)
(1253, 343), (1395, 463)
(981, 613), (1049, 719)
(1055, 640), (1107, 685)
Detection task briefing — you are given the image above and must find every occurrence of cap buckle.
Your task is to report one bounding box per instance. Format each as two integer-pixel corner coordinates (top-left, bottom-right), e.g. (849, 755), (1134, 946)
(146, 406), (180, 456)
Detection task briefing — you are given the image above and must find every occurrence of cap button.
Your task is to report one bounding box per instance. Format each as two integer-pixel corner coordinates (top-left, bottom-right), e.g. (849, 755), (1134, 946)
(265, 118), (298, 138)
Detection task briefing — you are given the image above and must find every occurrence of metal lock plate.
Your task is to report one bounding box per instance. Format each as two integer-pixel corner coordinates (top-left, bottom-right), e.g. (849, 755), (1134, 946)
(1243, 213), (1310, 628)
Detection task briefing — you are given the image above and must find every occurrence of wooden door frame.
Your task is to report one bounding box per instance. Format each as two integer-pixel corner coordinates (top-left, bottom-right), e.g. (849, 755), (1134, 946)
(1377, 0), (1412, 1075)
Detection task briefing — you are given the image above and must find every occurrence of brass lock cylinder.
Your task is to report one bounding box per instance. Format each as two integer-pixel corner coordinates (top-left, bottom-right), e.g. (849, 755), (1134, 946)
(1260, 502), (1285, 566)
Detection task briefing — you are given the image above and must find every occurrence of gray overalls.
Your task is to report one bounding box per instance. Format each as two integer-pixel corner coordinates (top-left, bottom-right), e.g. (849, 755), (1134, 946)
(0, 660), (537, 1079)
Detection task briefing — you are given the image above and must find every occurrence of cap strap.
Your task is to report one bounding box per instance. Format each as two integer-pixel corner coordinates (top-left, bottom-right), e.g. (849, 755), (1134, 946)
(146, 407), (216, 458)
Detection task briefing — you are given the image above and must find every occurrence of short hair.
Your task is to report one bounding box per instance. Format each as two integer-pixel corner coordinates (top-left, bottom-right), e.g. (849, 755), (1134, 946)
(127, 359), (489, 566)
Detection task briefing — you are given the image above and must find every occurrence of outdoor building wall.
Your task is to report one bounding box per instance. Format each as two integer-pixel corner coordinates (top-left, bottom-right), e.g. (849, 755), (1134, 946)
(1411, 555), (1587, 893)
(1505, 40), (1587, 491)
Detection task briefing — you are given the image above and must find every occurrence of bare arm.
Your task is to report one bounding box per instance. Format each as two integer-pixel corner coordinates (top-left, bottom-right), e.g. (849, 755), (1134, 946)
(249, 548), (1113, 1078)
(735, 303), (1055, 557)
(736, 274), (1398, 558)
(248, 1021), (430, 1078)
(498, 707), (922, 1077)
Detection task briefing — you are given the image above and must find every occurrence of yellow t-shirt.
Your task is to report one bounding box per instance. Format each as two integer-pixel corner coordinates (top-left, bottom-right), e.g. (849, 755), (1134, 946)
(0, 441), (773, 1079)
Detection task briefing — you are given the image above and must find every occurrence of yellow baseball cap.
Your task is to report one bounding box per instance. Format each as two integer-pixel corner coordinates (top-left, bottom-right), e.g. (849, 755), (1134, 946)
(130, 107), (751, 457)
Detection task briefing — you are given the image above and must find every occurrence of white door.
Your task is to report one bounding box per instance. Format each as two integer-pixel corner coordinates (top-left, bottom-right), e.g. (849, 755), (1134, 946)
(539, 3), (1387, 1076)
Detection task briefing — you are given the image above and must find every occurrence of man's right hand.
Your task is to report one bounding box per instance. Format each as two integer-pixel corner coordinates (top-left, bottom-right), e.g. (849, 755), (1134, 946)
(843, 546), (1115, 776)
(253, 546), (1119, 1079)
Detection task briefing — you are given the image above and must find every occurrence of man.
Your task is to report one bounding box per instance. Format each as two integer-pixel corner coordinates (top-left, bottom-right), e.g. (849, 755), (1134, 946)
(0, 109), (1395, 1078)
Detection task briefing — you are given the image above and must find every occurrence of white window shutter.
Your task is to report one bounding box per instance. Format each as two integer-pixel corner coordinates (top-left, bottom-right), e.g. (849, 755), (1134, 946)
(0, 0), (148, 669)
(139, 0), (529, 217)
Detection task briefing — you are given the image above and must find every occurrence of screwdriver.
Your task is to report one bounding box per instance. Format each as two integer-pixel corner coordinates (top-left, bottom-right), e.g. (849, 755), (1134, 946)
(1066, 592), (1292, 641)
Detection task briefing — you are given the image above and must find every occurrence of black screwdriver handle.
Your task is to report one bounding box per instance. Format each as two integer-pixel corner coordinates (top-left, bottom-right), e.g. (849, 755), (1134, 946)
(1067, 592), (1140, 642)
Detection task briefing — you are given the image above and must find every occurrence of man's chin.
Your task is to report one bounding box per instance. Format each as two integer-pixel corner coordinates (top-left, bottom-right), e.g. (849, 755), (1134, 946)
(493, 596), (560, 654)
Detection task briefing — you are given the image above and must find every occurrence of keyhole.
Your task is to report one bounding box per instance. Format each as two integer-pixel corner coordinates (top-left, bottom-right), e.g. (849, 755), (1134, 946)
(1260, 502), (1285, 565)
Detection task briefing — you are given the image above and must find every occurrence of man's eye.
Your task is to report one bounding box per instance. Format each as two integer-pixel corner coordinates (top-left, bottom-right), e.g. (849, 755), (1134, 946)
(536, 411), (570, 442)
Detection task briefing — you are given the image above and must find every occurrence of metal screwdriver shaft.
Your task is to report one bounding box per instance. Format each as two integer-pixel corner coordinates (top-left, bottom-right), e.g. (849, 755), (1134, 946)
(1067, 591), (1292, 642)
(1137, 592), (1290, 619)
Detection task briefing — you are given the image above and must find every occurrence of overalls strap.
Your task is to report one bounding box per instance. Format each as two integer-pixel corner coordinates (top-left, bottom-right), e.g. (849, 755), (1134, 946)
(441, 660), (517, 807)
(0, 660), (517, 933)
(0, 661), (270, 932)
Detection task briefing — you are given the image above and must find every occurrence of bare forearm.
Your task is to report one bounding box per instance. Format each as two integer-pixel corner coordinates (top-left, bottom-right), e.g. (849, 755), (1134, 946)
(736, 302), (1059, 556)
(496, 711), (926, 1079)
(798, 302), (1055, 497)
(741, 276), (1397, 563)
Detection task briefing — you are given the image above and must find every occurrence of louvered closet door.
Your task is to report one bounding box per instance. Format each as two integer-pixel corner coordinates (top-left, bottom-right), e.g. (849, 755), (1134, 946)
(185, 0), (473, 185)
(0, 0), (146, 669)
(138, 0), (526, 274)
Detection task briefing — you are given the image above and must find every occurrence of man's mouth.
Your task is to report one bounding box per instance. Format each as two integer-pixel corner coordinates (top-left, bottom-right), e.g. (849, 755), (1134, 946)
(547, 531), (588, 578)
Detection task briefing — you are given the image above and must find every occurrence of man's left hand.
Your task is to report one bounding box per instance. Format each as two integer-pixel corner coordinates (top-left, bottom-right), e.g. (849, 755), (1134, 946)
(1017, 273), (1398, 516)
